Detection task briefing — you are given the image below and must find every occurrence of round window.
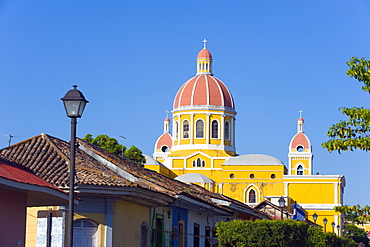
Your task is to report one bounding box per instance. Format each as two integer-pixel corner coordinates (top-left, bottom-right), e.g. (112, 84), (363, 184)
(161, 146), (168, 152)
(297, 145), (304, 152)
(230, 173), (235, 179)
(250, 174), (255, 179)
(271, 174), (276, 179)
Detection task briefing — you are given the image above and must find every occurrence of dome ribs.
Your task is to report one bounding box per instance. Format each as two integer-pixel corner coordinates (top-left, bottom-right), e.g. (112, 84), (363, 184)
(173, 75), (234, 109)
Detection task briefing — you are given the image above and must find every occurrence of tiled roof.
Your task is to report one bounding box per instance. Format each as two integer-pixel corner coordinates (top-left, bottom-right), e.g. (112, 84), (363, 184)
(0, 134), (131, 188)
(0, 134), (266, 218)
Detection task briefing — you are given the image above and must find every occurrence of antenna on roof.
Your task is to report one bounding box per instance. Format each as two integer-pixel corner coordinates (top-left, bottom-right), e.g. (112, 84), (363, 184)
(8, 135), (13, 147)
(119, 135), (126, 157)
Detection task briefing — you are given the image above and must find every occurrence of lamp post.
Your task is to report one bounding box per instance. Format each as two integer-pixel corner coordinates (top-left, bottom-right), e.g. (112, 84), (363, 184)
(336, 225), (340, 236)
(278, 196), (286, 220)
(323, 218), (328, 233)
(312, 213), (318, 225)
(331, 222), (335, 233)
(61, 85), (88, 247)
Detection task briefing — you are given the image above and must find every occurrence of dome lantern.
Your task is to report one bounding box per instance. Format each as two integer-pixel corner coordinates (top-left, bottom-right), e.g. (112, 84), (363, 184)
(196, 39), (213, 75)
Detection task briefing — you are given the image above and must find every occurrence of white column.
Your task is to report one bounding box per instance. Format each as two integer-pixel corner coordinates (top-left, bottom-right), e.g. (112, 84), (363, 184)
(190, 114), (194, 144)
(221, 114), (225, 146)
(206, 113), (211, 144)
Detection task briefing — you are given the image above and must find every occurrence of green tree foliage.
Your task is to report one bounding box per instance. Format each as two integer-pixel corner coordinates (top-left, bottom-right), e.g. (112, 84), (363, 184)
(322, 57), (370, 153)
(334, 205), (370, 225)
(216, 219), (356, 247)
(82, 134), (145, 165)
(124, 145), (145, 165)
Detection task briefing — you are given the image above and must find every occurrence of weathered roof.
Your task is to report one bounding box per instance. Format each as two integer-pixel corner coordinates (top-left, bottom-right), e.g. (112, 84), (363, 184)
(0, 134), (268, 218)
(0, 134), (131, 188)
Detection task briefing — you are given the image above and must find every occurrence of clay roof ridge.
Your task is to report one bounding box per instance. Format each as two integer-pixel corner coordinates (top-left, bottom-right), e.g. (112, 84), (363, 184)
(40, 133), (71, 167)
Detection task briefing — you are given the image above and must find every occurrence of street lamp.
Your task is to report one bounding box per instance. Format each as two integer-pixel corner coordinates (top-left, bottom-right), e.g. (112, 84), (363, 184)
(323, 218), (328, 233)
(331, 222), (335, 233)
(61, 85), (88, 247)
(336, 225), (340, 236)
(278, 196), (286, 220)
(312, 213), (318, 224)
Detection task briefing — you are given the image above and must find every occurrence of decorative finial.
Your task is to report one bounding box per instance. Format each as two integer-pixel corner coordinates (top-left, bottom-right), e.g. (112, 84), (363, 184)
(299, 109), (303, 118)
(165, 110), (169, 119)
(203, 39), (207, 49)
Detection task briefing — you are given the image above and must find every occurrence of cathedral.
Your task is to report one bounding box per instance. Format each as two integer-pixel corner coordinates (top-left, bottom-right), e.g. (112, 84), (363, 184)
(144, 40), (346, 233)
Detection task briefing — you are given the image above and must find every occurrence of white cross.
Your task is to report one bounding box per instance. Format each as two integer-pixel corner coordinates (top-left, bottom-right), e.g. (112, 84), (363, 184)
(299, 109), (303, 118)
(203, 38), (207, 49)
(165, 110), (169, 118)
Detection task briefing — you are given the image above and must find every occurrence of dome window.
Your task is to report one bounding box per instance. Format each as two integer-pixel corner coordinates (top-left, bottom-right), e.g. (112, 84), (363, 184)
(211, 120), (219, 138)
(175, 121), (179, 139)
(183, 120), (189, 138)
(196, 120), (204, 138)
(296, 145), (304, 152)
(224, 121), (230, 140)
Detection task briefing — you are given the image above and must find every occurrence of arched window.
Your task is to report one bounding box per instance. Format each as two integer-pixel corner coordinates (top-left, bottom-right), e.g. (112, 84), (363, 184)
(248, 189), (256, 203)
(73, 219), (98, 247)
(196, 120), (204, 138)
(297, 165), (303, 175)
(140, 222), (149, 247)
(211, 120), (219, 138)
(193, 158), (205, 167)
(224, 121), (230, 140)
(183, 120), (189, 138)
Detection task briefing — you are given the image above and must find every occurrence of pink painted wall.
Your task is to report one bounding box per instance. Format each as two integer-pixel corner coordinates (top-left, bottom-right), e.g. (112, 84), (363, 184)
(0, 189), (27, 247)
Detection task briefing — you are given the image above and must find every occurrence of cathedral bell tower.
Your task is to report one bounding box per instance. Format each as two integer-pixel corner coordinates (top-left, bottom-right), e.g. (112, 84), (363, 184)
(288, 111), (313, 175)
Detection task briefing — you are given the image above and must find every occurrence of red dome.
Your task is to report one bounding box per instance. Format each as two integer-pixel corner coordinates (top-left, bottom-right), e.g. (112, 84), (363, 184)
(291, 133), (310, 150)
(173, 75), (234, 109)
(197, 48), (212, 59)
(155, 133), (172, 150)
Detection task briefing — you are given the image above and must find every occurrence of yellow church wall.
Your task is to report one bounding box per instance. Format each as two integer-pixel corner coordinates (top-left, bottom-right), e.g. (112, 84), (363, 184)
(112, 200), (150, 246)
(221, 181), (285, 203)
(287, 183), (335, 204)
(306, 210), (342, 233)
(173, 159), (184, 169)
(213, 159), (226, 169)
(291, 159), (310, 175)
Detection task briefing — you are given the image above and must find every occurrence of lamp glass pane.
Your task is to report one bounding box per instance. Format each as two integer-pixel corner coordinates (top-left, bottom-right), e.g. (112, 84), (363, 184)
(64, 100), (81, 117)
(77, 101), (87, 116)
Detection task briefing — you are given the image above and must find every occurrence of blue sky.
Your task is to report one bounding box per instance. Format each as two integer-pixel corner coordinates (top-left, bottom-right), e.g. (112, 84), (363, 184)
(1, 1), (369, 206)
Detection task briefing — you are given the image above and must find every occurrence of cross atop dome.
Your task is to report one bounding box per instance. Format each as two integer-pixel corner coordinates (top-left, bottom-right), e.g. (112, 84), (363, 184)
(299, 109), (303, 118)
(203, 38), (207, 49)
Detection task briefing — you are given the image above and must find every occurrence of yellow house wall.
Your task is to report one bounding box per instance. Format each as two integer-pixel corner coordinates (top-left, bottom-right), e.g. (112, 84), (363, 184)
(112, 200), (150, 246)
(26, 206), (59, 247)
(74, 212), (106, 246)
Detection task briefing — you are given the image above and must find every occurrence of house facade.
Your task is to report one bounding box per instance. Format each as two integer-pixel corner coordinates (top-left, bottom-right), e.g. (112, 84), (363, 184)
(1, 133), (268, 247)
